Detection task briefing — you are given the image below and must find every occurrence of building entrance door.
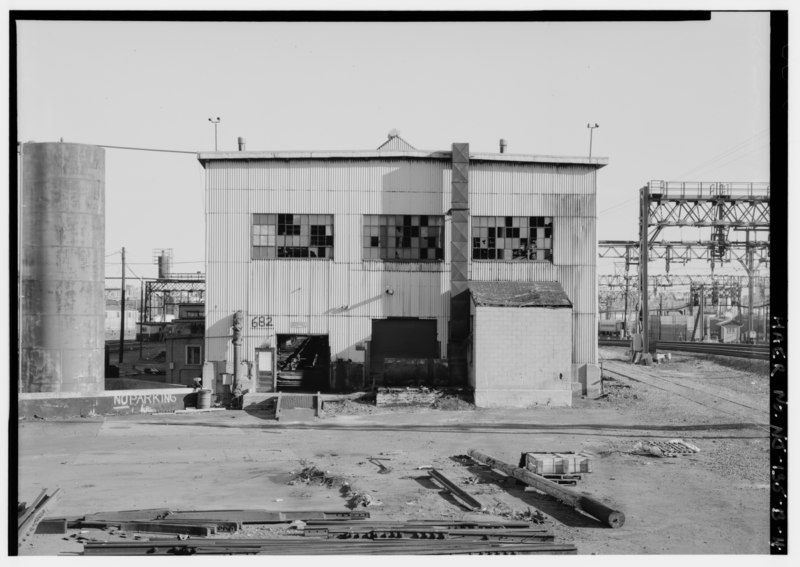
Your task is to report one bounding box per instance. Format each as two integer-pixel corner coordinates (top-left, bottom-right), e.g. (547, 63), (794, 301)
(255, 348), (275, 392)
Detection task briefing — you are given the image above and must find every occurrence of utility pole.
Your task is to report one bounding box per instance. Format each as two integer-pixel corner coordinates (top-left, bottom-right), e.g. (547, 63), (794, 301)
(208, 117), (221, 151)
(587, 123), (599, 158)
(118, 247), (126, 364)
(747, 231), (755, 343)
(139, 285), (144, 360)
(639, 184), (650, 356)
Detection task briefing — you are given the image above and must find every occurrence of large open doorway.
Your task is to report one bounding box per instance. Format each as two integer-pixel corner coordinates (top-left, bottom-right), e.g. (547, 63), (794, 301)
(276, 334), (331, 392)
(370, 318), (439, 387)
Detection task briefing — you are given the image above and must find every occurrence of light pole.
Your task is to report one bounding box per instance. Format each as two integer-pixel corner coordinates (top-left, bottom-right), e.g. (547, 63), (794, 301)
(208, 117), (221, 151)
(587, 123), (599, 158)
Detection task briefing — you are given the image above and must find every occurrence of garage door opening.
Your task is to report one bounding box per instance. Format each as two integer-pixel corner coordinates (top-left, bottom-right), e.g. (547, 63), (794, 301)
(370, 318), (439, 387)
(276, 334), (331, 392)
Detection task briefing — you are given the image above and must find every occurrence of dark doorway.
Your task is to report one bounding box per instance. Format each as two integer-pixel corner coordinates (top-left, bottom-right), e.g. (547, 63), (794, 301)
(276, 334), (331, 391)
(370, 318), (438, 386)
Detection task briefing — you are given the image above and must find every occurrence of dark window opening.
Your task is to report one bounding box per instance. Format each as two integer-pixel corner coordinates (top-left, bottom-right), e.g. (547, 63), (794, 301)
(471, 215), (553, 262)
(363, 214), (445, 261)
(252, 213), (334, 260)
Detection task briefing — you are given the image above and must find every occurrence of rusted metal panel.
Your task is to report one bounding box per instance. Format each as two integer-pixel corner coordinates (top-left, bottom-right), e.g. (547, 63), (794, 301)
(470, 193), (595, 217)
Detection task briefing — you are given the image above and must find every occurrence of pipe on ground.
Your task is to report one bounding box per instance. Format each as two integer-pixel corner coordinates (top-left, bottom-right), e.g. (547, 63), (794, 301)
(467, 449), (625, 528)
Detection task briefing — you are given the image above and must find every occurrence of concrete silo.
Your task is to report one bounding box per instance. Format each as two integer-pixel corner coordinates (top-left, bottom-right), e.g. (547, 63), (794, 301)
(20, 142), (105, 393)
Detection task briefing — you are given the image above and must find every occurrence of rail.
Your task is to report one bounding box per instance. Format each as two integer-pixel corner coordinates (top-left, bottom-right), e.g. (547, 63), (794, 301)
(599, 338), (769, 360)
(649, 181), (770, 200)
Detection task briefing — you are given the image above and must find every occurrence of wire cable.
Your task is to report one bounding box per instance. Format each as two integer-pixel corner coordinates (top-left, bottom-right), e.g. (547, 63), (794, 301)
(99, 144), (198, 155)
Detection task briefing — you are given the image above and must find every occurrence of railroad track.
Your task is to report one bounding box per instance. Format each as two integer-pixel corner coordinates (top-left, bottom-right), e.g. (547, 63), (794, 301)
(601, 360), (769, 427)
(599, 339), (769, 360)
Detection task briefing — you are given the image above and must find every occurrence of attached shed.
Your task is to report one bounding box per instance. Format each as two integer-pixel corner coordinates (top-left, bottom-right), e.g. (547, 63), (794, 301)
(468, 281), (573, 408)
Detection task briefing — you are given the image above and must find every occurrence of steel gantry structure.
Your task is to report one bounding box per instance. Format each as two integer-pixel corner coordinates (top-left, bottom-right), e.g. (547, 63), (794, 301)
(144, 273), (205, 322)
(600, 181), (770, 355)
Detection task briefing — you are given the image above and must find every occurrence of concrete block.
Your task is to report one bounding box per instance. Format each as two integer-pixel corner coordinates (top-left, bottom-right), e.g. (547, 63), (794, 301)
(579, 363), (602, 397)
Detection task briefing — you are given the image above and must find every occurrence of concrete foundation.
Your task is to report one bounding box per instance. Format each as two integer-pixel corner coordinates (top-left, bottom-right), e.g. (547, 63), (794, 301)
(579, 363), (603, 397)
(18, 388), (194, 419)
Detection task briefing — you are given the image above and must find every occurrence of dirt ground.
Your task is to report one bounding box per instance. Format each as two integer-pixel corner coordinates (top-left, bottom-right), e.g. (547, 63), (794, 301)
(16, 347), (771, 555)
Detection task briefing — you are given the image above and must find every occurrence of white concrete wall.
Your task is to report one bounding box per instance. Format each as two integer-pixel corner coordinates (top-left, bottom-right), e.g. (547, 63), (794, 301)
(471, 305), (573, 408)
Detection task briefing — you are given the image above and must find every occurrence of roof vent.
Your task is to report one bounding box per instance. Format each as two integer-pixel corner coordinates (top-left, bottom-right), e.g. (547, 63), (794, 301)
(237, 137), (246, 151)
(388, 129), (400, 139)
(499, 139), (507, 154)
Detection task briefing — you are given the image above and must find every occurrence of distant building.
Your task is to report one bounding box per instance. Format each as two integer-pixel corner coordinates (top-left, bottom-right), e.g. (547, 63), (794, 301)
(104, 300), (140, 341)
(198, 133), (606, 407)
(164, 303), (205, 385)
(718, 318), (743, 344)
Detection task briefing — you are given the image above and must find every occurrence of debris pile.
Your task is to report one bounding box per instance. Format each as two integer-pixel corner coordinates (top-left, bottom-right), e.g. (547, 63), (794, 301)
(288, 466), (346, 488)
(18, 488), (61, 545)
(79, 515), (576, 555)
(632, 439), (700, 458)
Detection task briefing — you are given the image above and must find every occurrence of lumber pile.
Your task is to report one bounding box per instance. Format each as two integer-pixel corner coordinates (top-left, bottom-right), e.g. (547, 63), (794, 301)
(81, 517), (575, 555)
(18, 488), (61, 545)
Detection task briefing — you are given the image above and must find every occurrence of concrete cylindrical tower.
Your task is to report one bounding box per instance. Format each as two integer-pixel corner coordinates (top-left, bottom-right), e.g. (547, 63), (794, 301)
(20, 142), (105, 393)
(157, 254), (172, 279)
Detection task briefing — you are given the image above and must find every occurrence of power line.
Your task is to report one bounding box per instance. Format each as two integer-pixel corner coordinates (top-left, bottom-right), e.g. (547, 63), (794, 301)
(99, 144), (198, 155)
(106, 260), (204, 265)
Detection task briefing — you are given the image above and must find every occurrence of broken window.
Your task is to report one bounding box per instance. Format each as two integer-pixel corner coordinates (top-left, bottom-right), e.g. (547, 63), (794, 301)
(362, 215), (445, 261)
(251, 214), (334, 260)
(471, 216), (553, 262)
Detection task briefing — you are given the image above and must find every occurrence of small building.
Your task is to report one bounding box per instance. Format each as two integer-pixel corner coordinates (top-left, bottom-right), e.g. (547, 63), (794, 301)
(718, 318), (743, 343)
(198, 134), (606, 407)
(469, 281), (573, 407)
(164, 303), (205, 385)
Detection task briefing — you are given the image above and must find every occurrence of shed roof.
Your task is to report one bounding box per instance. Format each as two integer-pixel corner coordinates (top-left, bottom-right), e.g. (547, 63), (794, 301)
(469, 281), (572, 308)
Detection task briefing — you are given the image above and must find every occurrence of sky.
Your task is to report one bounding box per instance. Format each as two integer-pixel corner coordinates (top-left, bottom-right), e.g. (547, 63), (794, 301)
(14, 11), (772, 283)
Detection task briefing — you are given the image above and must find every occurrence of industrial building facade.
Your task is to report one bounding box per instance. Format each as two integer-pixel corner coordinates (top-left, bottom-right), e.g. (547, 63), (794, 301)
(199, 136), (606, 407)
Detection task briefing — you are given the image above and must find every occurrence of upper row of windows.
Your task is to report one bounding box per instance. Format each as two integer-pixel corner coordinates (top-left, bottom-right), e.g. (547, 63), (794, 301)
(250, 214), (554, 262)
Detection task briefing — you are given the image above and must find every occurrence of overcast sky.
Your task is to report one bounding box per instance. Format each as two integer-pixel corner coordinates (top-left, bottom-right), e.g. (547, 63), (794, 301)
(15, 12), (771, 282)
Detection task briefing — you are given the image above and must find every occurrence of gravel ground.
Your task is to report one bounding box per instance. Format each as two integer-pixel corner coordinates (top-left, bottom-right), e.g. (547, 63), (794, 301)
(18, 347), (772, 555)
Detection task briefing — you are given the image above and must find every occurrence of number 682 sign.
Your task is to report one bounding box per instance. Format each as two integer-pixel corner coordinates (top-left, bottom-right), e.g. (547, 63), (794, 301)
(250, 315), (273, 329)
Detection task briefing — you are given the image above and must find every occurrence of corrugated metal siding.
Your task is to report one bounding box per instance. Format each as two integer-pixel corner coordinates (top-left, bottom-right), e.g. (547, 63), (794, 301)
(572, 312), (597, 364)
(205, 156), (596, 369)
(470, 262), (558, 282)
(207, 213), (250, 263)
(469, 162), (597, 197)
(553, 217), (596, 266)
(470, 194), (595, 217)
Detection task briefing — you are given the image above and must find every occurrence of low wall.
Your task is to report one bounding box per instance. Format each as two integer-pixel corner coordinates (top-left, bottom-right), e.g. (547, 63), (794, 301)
(18, 388), (196, 419)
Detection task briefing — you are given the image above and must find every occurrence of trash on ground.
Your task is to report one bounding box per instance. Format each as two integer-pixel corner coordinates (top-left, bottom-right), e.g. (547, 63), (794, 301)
(632, 439), (700, 457)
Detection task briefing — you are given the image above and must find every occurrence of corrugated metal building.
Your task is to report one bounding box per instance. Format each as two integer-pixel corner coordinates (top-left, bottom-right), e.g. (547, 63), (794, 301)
(198, 134), (606, 407)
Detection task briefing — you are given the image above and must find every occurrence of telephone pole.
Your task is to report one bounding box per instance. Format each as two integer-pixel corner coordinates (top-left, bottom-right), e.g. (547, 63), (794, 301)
(118, 247), (126, 364)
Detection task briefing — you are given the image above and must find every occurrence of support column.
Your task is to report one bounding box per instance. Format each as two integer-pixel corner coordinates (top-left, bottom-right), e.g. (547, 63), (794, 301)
(639, 184), (650, 355)
(448, 143), (470, 383)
